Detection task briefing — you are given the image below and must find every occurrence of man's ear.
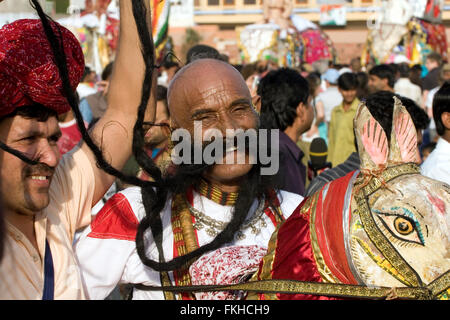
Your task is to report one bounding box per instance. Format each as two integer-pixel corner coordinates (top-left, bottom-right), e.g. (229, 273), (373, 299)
(160, 119), (172, 138)
(252, 94), (261, 114)
(442, 111), (450, 130)
(296, 102), (305, 119)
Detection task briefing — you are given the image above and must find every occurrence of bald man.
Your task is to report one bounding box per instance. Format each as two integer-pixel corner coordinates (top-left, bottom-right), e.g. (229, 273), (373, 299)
(74, 59), (304, 300)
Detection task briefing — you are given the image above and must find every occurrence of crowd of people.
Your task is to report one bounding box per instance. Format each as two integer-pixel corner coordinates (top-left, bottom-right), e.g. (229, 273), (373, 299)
(0, 0), (449, 301)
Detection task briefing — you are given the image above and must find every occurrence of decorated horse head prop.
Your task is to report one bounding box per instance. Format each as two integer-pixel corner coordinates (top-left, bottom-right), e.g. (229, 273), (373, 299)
(248, 96), (449, 300)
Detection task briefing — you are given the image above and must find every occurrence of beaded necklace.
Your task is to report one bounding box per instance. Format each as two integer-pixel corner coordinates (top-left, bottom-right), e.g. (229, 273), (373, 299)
(195, 178), (238, 206)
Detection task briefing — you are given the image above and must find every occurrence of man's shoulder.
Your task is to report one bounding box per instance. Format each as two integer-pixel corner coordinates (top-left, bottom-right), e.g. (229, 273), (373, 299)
(277, 189), (304, 219)
(51, 146), (94, 194)
(87, 187), (143, 241)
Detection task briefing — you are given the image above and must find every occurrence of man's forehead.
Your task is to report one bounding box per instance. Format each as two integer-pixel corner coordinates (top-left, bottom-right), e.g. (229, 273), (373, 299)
(5, 115), (60, 135)
(170, 60), (241, 89)
(168, 60), (249, 108)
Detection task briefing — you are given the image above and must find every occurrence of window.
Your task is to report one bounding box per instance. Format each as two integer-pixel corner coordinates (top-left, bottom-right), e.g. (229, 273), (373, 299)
(208, 0), (220, 5)
(296, 0), (308, 3)
(244, 0), (256, 4)
(224, 0), (235, 5)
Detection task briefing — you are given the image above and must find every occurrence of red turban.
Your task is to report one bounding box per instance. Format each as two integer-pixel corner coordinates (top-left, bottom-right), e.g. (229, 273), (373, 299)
(0, 19), (84, 117)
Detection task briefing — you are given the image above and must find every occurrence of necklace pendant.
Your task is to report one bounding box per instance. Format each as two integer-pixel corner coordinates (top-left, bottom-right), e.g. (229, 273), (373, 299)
(237, 231), (246, 240)
(206, 228), (217, 237)
(193, 222), (203, 230)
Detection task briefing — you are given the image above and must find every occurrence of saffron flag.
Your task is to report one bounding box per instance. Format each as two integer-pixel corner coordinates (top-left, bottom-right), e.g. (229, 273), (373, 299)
(151, 0), (170, 64)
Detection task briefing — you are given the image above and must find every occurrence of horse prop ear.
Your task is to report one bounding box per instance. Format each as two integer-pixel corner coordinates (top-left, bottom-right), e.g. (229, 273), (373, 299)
(354, 101), (389, 172)
(387, 96), (421, 165)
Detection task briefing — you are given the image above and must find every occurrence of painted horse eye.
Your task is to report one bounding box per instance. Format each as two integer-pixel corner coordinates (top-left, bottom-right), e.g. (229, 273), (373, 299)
(394, 217), (414, 235)
(373, 209), (425, 246)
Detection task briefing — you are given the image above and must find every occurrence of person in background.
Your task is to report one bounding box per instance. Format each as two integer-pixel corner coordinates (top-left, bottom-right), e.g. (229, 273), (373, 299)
(422, 52), (443, 107)
(241, 62), (259, 98)
(423, 64), (450, 144)
(302, 72), (323, 143)
(57, 93), (88, 155)
(350, 57), (362, 73)
(356, 71), (369, 100)
(421, 141), (436, 162)
(76, 66), (97, 100)
(316, 68), (342, 143)
(258, 68), (314, 196)
(394, 62), (423, 107)
(186, 44), (222, 65)
(368, 64), (395, 93)
(138, 85), (171, 180)
(409, 64), (423, 89)
(78, 61), (114, 125)
(327, 72), (360, 167)
(157, 61), (180, 87)
(421, 81), (450, 186)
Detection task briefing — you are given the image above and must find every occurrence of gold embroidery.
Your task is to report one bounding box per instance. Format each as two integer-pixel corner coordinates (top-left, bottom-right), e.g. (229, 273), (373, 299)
(170, 193), (199, 300)
(163, 279), (434, 300)
(354, 236), (412, 286)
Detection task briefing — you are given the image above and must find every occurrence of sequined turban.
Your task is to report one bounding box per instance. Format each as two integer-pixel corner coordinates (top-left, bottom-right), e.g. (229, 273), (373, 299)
(0, 19), (84, 117)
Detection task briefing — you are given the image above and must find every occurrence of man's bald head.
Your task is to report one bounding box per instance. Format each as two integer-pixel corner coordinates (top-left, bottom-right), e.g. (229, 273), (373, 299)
(167, 59), (251, 129)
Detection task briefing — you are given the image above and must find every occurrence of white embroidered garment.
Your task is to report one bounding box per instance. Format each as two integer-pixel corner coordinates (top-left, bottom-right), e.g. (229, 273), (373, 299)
(74, 187), (303, 300)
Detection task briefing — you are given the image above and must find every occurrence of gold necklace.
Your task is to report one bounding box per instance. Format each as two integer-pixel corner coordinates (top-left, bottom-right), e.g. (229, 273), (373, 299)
(195, 179), (239, 206)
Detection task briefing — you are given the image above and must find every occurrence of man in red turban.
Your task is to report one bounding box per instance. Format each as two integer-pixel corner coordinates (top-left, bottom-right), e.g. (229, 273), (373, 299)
(0, 0), (156, 299)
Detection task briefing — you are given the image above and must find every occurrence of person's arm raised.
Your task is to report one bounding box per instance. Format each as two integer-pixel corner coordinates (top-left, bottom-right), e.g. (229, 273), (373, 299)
(82, 0), (156, 206)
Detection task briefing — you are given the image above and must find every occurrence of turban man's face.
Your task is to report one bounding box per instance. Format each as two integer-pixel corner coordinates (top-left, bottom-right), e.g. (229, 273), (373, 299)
(0, 114), (61, 216)
(167, 59), (259, 189)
